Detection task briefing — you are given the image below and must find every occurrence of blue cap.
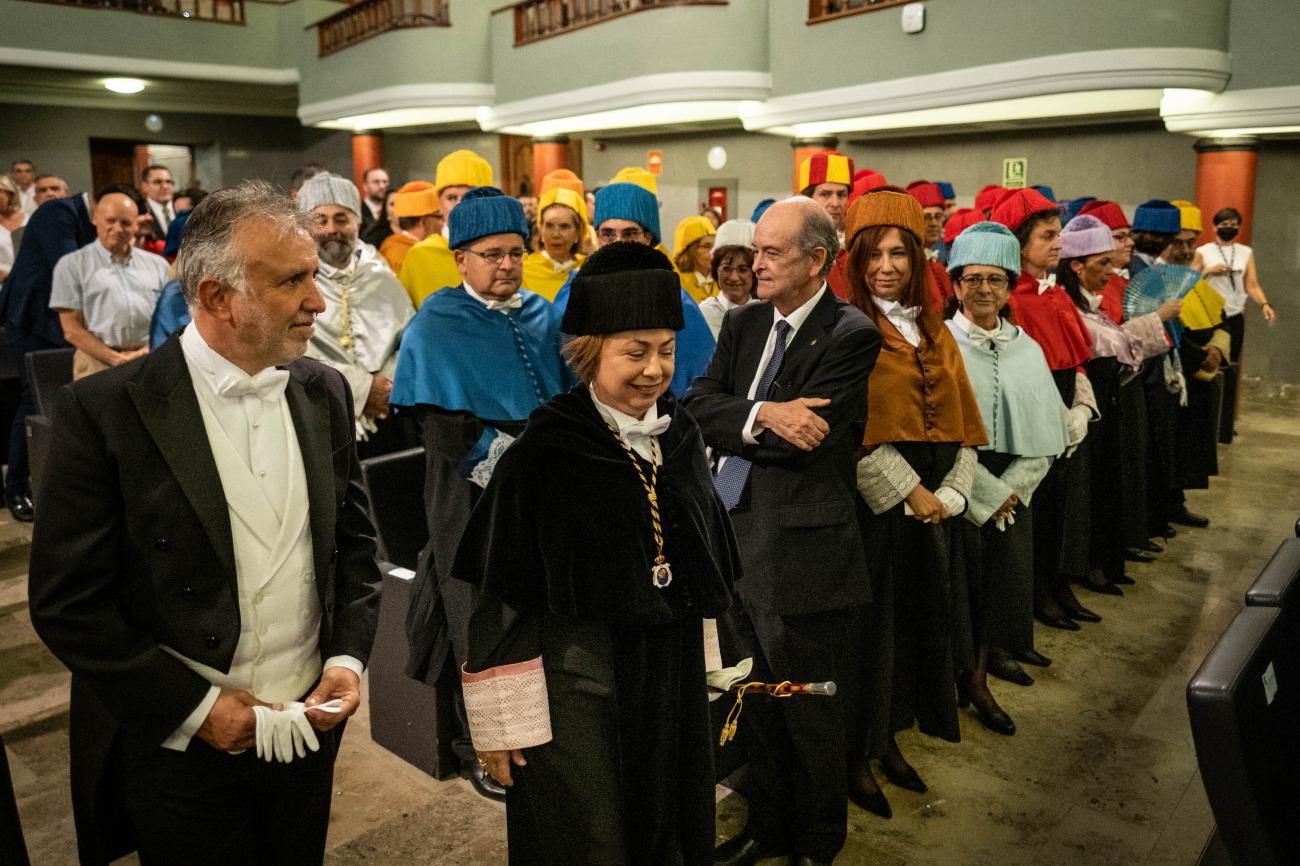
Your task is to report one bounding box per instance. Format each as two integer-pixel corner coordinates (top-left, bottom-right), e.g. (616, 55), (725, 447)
(751, 198), (777, 223)
(1061, 196), (1095, 223)
(935, 181), (956, 200)
(947, 221), (1021, 281)
(1132, 199), (1182, 234)
(1031, 184), (1056, 202)
(448, 187), (529, 250)
(593, 183), (661, 245)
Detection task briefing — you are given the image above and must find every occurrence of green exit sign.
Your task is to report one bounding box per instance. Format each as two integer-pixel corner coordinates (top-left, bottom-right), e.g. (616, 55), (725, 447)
(1002, 157), (1028, 189)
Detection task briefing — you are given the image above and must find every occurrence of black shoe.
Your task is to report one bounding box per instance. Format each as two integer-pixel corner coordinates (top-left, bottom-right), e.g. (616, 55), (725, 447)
(1012, 649), (1052, 668)
(1161, 525), (1179, 539)
(1058, 596), (1101, 624)
(789, 858), (833, 866)
(1035, 609), (1081, 631)
(881, 755), (927, 793)
(1140, 540), (1164, 553)
(957, 683), (1016, 736)
(5, 492), (33, 523)
(1171, 507), (1210, 528)
(714, 832), (786, 866)
(1075, 569), (1123, 596)
(847, 757), (892, 819)
(989, 649), (1035, 686)
(1124, 548), (1158, 563)
(1112, 573), (1136, 586)
(460, 760), (507, 801)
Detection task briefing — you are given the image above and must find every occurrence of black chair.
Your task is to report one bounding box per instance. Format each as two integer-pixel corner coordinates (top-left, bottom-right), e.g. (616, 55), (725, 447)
(358, 447), (428, 571)
(1187, 604), (1300, 866)
(1245, 539), (1300, 609)
(25, 348), (74, 418)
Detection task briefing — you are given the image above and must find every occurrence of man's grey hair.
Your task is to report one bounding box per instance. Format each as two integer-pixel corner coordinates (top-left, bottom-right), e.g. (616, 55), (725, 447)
(779, 195), (840, 276)
(176, 180), (313, 307)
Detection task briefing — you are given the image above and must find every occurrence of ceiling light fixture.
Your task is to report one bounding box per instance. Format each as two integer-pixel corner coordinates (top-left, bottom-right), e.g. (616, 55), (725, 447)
(104, 77), (146, 94)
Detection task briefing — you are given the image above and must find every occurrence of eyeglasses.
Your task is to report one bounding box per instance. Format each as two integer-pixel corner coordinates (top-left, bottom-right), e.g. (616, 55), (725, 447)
(463, 247), (526, 265)
(597, 227), (646, 242)
(959, 274), (1010, 291)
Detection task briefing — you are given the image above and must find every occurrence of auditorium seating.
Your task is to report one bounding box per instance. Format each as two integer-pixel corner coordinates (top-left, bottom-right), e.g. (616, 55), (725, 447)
(358, 447), (428, 571)
(24, 348), (74, 505)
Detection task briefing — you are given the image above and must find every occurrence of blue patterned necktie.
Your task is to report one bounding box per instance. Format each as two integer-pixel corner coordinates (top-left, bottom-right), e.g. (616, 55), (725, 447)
(713, 319), (791, 511)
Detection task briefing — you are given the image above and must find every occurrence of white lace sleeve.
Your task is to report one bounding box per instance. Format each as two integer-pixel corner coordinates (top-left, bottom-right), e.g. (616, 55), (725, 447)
(856, 444), (921, 515)
(461, 658), (553, 752)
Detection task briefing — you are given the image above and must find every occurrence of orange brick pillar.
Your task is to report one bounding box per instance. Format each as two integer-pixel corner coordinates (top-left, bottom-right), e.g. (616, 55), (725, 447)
(532, 135), (570, 195)
(1194, 136), (1258, 246)
(1194, 136), (1259, 433)
(792, 136), (839, 194)
(351, 133), (383, 192)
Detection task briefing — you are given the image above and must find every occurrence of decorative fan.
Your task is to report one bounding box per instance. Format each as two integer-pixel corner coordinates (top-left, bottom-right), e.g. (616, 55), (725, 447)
(1124, 263), (1199, 347)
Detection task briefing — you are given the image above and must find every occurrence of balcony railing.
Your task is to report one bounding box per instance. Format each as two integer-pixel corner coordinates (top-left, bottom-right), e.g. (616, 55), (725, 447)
(317, 0), (449, 57)
(511, 0), (726, 47)
(807, 0), (911, 25)
(21, 0), (244, 24)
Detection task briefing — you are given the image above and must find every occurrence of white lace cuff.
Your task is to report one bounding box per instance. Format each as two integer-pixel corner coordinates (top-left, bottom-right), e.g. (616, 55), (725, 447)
(856, 444), (921, 515)
(461, 658), (553, 752)
(461, 428), (517, 489)
(940, 446), (977, 500)
(1073, 371), (1100, 420)
(999, 456), (1054, 505)
(966, 464), (1014, 527)
(703, 619), (723, 673)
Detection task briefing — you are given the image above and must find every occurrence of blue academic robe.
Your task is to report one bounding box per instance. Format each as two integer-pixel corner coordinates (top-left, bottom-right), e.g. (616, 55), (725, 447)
(552, 271), (716, 398)
(150, 279), (191, 350)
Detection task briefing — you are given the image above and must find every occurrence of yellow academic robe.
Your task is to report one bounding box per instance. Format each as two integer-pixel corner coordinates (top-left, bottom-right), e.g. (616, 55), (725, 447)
(678, 270), (717, 305)
(398, 234), (462, 309)
(523, 252), (585, 302)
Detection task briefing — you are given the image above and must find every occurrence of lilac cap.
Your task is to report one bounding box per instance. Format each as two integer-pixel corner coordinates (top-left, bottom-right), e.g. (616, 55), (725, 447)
(1059, 214), (1116, 260)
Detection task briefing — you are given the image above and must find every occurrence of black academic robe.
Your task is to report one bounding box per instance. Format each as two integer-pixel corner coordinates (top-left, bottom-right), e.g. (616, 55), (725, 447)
(1084, 355), (1128, 582)
(1178, 325), (1226, 489)
(455, 387), (738, 866)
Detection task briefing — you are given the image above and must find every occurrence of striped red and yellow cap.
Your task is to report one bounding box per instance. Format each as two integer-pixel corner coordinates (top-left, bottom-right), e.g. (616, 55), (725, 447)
(798, 151), (855, 194)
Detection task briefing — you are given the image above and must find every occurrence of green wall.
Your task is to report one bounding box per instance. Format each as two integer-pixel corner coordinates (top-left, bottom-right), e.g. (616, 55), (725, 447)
(1226, 0), (1300, 90)
(767, 0), (1228, 98)
(488, 0), (768, 104)
(383, 130), (501, 186)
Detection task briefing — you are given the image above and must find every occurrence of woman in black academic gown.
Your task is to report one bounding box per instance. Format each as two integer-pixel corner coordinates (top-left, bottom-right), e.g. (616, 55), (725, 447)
(454, 243), (739, 866)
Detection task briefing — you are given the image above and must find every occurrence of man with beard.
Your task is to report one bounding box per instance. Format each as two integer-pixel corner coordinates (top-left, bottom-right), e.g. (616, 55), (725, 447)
(297, 173), (414, 456)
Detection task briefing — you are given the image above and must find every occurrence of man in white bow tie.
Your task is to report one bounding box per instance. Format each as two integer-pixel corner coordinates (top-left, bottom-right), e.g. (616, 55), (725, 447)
(29, 180), (383, 865)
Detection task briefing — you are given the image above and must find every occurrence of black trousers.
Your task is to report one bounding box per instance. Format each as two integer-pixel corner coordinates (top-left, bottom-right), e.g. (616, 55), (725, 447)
(4, 328), (62, 496)
(119, 726), (340, 866)
(718, 600), (861, 862)
(1219, 312), (1245, 444)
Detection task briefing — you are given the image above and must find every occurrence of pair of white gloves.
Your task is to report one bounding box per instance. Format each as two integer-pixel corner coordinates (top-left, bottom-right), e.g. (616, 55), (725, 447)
(1064, 404), (1093, 458)
(251, 699), (343, 763)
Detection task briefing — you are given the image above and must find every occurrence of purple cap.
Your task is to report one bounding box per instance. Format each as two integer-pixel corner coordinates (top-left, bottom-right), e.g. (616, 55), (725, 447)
(1059, 214), (1116, 259)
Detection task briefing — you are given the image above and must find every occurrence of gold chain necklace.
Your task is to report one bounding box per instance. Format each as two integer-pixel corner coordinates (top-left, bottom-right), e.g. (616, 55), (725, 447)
(606, 425), (673, 589)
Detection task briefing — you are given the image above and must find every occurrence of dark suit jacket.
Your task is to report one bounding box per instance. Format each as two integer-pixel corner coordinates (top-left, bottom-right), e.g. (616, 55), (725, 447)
(0, 194), (93, 344)
(684, 288), (881, 616)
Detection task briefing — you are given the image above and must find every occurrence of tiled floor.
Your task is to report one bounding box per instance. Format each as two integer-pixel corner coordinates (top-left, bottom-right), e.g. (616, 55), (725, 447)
(7, 395), (1299, 865)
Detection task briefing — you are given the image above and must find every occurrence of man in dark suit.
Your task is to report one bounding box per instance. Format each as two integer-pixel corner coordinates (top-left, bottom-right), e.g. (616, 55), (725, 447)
(29, 181), (383, 865)
(0, 188), (101, 520)
(685, 197), (881, 866)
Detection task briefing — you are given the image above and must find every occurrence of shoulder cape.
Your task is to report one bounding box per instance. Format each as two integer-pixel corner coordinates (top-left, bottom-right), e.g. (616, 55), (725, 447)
(1006, 272), (1093, 371)
(452, 387), (737, 624)
(390, 286), (569, 421)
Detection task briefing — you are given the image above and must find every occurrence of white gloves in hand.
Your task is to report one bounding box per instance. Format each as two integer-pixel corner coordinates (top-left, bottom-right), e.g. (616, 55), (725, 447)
(252, 700), (343, 763)
(706, 657), (754, 703)
(1064, 404), (1092, 456)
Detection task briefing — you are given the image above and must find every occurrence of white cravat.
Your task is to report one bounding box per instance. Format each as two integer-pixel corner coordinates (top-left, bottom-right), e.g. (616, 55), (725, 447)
(591, 386), (669, 465)
(1036, 273), (1058, 295)
(542, 250), (575, 273)
(1115, 268), (1131, 280)
(464, 281), (522, 314)
(953, 310), (1010, 351)
(1079, 288), (1103, 313)
(871, 295), (922, 347)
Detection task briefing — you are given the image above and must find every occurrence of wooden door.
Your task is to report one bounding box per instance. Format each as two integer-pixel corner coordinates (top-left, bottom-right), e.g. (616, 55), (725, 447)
(89, 138), (137, 192)
(497, 134), (585, 197)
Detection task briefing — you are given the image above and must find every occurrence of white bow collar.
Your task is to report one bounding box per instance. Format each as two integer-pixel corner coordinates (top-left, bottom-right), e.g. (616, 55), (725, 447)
(464, 282), (523, 314)
(1036, 273), (1058, 295)
(215, 367), (290, 403)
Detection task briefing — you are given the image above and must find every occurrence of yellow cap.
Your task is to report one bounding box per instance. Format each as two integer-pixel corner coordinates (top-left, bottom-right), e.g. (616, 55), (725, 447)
(435, 150), (493, 193)
(540, 168), (584, 197)
(538, 187), (587, 227)
(392, 180), (437, 218)
(1171, 199), (1202, 233)
(674, 215), (716, 257)
(611, 166), (658, 196)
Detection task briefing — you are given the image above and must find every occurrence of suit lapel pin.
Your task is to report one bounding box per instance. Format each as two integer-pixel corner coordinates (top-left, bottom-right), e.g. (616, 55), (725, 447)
(809, 339), (818, 346)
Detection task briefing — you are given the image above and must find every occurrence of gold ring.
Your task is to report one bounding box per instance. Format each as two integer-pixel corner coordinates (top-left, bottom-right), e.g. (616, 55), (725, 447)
(477, 757), (488, 768)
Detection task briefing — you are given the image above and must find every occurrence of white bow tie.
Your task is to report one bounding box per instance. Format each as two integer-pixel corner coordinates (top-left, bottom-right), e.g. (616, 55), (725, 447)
(1115, 268), (1130, 280)
(1036, 273), (1058, 295)
(1081, 289), (1103, 312)
(217, 368), (290, 403)
(925, 248), (940, 262)
(485, 294), (524, 314)
(622, 414), (671, 441)
(889, 305), (922, 322)
(968, 325), (1011, 351)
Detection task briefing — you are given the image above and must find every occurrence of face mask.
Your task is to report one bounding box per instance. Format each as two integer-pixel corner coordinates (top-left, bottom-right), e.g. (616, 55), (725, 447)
(1217, 226), (1239, 242)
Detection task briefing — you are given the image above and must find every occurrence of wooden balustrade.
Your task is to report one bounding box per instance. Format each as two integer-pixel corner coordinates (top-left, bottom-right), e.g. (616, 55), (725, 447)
(807, 0), (912, 25)
(19, 0), (245, 24)
(316, 0), (449, 58)
(511, 0), (726, 47)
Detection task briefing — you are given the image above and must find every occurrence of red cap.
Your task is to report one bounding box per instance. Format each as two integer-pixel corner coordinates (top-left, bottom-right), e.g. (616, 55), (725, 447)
(847, 170), (888, 207)
(1077, 199), (1130, 230)
(974, 184), (1005, 214)
(906, 180), (945, 209)
(943, 208), (983, 246)
(990, 188), (1058, 232)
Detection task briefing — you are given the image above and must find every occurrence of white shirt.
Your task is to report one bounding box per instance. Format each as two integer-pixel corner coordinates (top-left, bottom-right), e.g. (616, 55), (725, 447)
(49, 241), (169, 347)
(18, 185), (36, 217)
(871, 295), (922, 347)
(738, 283), (827, 446)
(147, 198), (175, 234)
(365, 198), (383, 221)
(1196, 241), (1252, 317)
(590, 387), (667, 465)
(698, 292), (751, 339)
(164, 325), (364, 750)
(463, 279), (522, 312)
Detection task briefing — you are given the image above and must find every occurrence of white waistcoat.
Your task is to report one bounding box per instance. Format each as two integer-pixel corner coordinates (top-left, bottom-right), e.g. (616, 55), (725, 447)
(166, 397), (323, 704)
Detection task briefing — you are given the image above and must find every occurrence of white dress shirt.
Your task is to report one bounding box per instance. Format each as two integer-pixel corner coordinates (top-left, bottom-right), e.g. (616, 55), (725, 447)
(698, 292), (752, 340)
(164, 325), (363, 751)
(871, 295), (922, 347)
(590, 387), (668, 465)
(737, 282), (827, 447)
(147, 198), (175, 234)
(18, 185), (36, 217)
